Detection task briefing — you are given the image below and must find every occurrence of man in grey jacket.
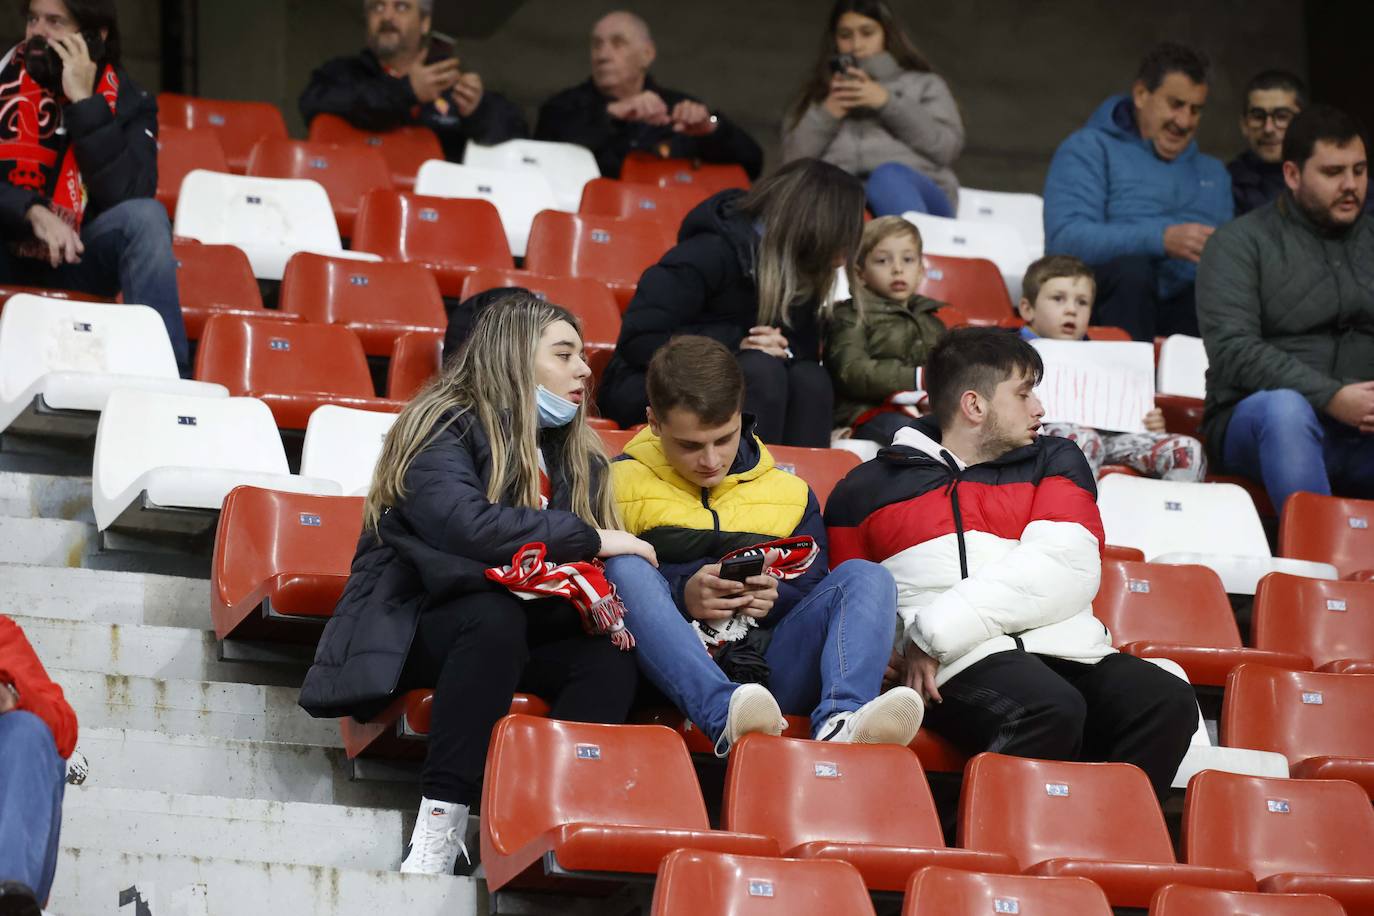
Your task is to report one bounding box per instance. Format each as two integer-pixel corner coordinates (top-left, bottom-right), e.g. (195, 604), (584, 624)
(1196, 105), (1374, 511)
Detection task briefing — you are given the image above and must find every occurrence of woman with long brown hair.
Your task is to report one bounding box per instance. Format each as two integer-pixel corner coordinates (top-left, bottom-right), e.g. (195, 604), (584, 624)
(782, 0), (965, 217)
(300, 293), (656, 876)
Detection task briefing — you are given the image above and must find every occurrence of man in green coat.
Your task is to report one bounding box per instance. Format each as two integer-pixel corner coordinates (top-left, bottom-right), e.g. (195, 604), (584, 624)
(1196, 105), (1374, 512)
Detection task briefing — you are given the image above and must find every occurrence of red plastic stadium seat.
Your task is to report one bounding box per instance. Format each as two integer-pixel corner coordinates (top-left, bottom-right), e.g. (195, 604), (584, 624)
(651, 849), (875, 916)
(1092, 560), (1311, 685)
(995, 316), (1131, 341)
(480, 716), (778, 893)
(1222, 663), (1374, 798)
(1148, 884), (1347, 916)
(724, 736), (1015, 892)
(353, 190), (513, 297)
(932, 306), (971, 329)
(523, 210), (675, 311)
(279, 253), (445, 356)
(158, 93), (288, 173)
(1103, 544), (1146, 562)
(619, 153), (750, 193)
(173, 241), (296, 340)
(387, 330), (443, 401)
(1281, 492), (1374, 579)
(579, 177), (706, 230)
(1156, 394), (1205, 439)
(210, 486), (361, 643)
(960, 753), (1255, 908)
(769, 446), (860, 512)
(919, 254), (1013, 325)
(157, 127), (229, 218)
(246, 139), (392, 239)
(905, 866), (1113, 916)
(1183, 769), (1374, 913)
(195, 316), (404, 429)
(596, 427), (633, 456)
(307, 113), (443, 190)
(1254, 573), (1374, 674)
(340, 689), (550, 760)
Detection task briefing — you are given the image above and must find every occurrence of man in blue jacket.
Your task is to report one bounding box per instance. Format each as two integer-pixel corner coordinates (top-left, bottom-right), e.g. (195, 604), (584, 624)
(1043, 43), (1232, 342)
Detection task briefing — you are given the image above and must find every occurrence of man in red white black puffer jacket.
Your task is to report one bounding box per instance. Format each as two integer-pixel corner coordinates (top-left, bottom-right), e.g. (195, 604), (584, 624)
(824, 327), (1197, 799)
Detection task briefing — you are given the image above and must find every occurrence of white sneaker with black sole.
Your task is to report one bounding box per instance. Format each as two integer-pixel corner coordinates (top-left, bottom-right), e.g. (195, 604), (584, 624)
(399, 797), (470, 875)
(817, 686), (925, 745)
(714, 683), (787, 757)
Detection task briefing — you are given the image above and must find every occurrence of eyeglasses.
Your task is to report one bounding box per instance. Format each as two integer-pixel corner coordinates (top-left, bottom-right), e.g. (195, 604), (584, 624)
(1245, 107), (1297, 129)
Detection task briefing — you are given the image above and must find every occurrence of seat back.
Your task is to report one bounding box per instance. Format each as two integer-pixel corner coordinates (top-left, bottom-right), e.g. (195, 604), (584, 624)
(1149, 884), (1346, 916)
(597, 427), (634, 455)
(306, 113), (442, 189)
(247, 139), (392, 239)
(1254, 573), (1374, 670)
(481, 716), (710, 859)
(955, 187), (1046, 255)
(1094, 560), (1242, 649)
(1157, 335), (1208, 399)
(904, 867), (1112, 916)
(460, 268), (620, 349)
(465, 138), (600, 212)
(524, 210), (674, 291)
(1222, 664), (1374, 766)
(157, 93), (288, 172)
(619, 153), (750, 193)
(651, 849), (874, 916)
(769, 445), (860, 512)
(196, 316), (375, 400)
(919, 254), (1014, 325)
(352, 189), (512, 284)
(723, 735), (947, 851)
(960, 752), (1178, 869)
(157, 127), (229, 215)
(387, 330), (443, 401)
(300, 405), (398, 496)
(1183, 769), (1374, 880)
(1097, 475), (1272, 560)
(414, 160), (556, 257)
(279, 252), (445, 355)
(904, 213), (1030, 300)
(1280, 492), (1374, 578)
(172, 241), (265, 338)
(173, 170), (342, 254)
(579, 177), (706, 231)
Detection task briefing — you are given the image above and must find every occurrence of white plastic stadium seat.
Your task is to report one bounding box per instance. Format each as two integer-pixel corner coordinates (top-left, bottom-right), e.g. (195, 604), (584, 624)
(464, 139), (600, 213)
(172, 169), (380, 280)
(956, 187), (1045, 258)
(1098, 475), (1338, 594)
(414, 159), (557, 257)
(901, 211), (1032, 303)
(831, 438), (880, 461)
(1157, 334), (1209, 399)
(299, 404), (397, 496)
(0, 295), (227, 436)
(92, 389), (340, 533)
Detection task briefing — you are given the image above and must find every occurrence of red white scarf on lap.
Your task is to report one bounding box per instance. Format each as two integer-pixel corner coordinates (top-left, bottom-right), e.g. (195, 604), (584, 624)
(695, 535), (820, 649)
(848, 367), (929, 433)
(485, 542), (636, 651)
(0, 42), (119, 258)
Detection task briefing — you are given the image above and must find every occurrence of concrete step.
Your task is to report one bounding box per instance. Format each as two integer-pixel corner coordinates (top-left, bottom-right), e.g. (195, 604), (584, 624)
(54, 669), (342, 748)
(62, 785), (403, 872)
(11, 614), (303, 688)
(0, 511), (213, 579)
(0, 469), (93, 521)
(0, 515), (89, 567)
(49, 847), (479, 916)
(0, 563), (209, 630)
(76, 727), (416, 810)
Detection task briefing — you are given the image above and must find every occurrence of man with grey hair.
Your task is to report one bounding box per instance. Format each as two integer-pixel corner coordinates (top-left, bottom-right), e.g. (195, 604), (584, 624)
(300, 0), (526, 162)
(536, 10), (761, 179)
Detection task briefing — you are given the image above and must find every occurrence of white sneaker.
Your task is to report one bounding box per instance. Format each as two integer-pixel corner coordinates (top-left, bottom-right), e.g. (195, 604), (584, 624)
(399, 797), (470, 875)
(817, 687), (925, 745)
(714, 683), (786, 757)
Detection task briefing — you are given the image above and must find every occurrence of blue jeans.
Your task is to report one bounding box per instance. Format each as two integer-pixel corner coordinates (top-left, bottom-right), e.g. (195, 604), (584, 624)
(0, 198), (188, 375)
(1221, 389), (1374, 512)
(0, 711), (66, 901)
(605, 556), (897, 739)
(865, 162), (955, 218)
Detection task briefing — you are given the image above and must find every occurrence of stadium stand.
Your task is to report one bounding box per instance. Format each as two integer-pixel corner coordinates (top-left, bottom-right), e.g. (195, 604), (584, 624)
(299, 405), (399, 496)
(386, 330), (444, 400)
(464, 138), (600, 213)
(156, 127), (230, 218)
(172, 241), (298, 342)
(1148, 884), (1347, 916)
(579, 177), (707, 230)
(955, 186), (1046, 256)
(1280, 492), (1374, 580)
(523, 210), (676, 311)
(414, 159), (557, 258)
(917, 254), (1014, 325)
(619, 153), (751, 194)
(650, 849), (876, 916)
(157, 93), (289, 173)
(352, 190), (513, 298)
(903, 212), (1033, 303)
(246, 138), (393, 239)
(307, 113), (444, 190)
(1253, 573), (1374, 674)
(904, 866), (1113, 916)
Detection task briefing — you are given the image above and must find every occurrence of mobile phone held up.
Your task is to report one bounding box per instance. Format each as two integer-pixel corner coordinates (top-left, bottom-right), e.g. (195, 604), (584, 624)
(720, 553), (766, 584)
(828, 52), (857, 76)
(24, 30), (107, 93)
(425, 30), (457, 65)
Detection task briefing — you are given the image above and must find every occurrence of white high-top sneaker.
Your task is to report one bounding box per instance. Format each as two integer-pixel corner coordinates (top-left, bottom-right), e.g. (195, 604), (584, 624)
(399, 797), (470, 875)
(713, 683), (787, 757)
(817, 687), (925, 745)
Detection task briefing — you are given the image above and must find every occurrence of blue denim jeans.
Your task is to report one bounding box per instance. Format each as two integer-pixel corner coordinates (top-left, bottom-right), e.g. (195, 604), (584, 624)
(605, 556), (897, 739)
(864, 162), (955, 218)
(1221, 388), (1374, 512)
(0, 198), (188, 375)
(0, 711), (66, 901)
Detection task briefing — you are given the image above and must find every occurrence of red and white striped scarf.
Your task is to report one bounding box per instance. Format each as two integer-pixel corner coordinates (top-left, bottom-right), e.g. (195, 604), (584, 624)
(696, 536), (820, 648)
(485, 542), (635, 650)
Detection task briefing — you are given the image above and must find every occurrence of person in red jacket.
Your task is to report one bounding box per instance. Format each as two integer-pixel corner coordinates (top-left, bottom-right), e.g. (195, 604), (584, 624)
(0, 615), (77, 913)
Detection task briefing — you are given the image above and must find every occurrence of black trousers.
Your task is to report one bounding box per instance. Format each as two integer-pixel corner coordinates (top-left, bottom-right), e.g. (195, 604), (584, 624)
(399, 591), (639, 806)
(853, 411), (921, 446)
(1091, 255), (1200, 342)
(922, 650), (1197, 800)
(736, 350), (834, 448)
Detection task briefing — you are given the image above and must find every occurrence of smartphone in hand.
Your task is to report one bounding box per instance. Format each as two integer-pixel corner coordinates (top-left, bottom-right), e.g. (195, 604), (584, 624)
(719, 553), (765, 584)
(425, 30), (457, 65)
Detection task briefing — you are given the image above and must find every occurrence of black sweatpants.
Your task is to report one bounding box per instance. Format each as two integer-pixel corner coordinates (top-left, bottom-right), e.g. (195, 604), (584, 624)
(736, 350), (834, 448)
(1091, 254), (1200, 342)
(922, 649), (1197, 800)
(399, 590), (639, 806)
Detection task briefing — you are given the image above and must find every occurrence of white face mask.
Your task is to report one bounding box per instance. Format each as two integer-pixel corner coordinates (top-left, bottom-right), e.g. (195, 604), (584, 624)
(536, 385), (579, 428)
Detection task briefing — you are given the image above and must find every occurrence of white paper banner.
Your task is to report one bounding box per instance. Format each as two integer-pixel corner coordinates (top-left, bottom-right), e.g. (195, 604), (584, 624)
(1030, 338), (1155, 433)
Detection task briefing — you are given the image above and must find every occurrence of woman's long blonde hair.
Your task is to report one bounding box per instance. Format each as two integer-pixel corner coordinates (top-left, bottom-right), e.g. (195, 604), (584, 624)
(363, 293), (620, 532)
(737, 158), (866, 327)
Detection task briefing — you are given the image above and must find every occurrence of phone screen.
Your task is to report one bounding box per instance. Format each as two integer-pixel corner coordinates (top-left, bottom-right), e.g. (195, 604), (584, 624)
(720, 554), (766, 583)
(425, 31), (456, 65)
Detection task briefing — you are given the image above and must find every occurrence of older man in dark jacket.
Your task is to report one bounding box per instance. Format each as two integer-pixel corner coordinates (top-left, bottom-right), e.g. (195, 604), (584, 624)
(1197, 105), (1374, 511)
(0, 0), (186, 371)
